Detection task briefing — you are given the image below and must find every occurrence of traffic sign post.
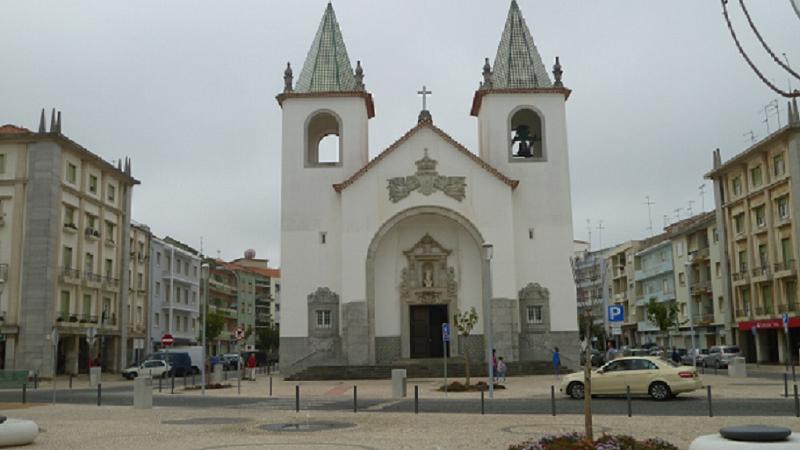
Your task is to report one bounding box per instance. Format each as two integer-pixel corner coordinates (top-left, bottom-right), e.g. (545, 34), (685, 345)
(783, 314), (791, 372)
(442, 323), (450, 395)
(608, 305), (624, 322)
(161, 334), (174, 347)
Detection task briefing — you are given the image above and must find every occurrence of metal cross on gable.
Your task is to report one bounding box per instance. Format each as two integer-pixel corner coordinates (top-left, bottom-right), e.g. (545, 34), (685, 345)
(417, 85), (432, 111)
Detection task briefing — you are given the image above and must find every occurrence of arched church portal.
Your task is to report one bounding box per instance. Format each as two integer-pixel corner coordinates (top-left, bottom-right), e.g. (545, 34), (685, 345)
(366, 206), (485, 363)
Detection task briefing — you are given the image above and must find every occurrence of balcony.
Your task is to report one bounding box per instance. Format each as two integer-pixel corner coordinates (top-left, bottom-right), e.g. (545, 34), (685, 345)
(63, 222), (78, 234)
(732, 270), (750, 285)
(59, 267), (81, 283)
(751, 266), (771, 279)
(634, 260), (673, 281)
(161, 300), (198, 313)
(693, 313), (714, 326)
(736, 308), (745, 318)
(55, 312), (79, 324)
(85, 227), (101, 241)
(84, 271), (103, 284)
(635, 290), (676, 306)
(162, 268), (197, 285)
(790, 303), (799, 312)
(774, 260), (797, 278)
(637, 320), (660, 332)
(689, 247), (710, 262)
(690, 280), (711, 295)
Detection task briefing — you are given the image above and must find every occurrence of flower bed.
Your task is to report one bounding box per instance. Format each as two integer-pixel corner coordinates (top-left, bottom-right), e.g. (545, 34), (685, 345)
(437, 381), (506, 392)
(508, 432), (677, 450)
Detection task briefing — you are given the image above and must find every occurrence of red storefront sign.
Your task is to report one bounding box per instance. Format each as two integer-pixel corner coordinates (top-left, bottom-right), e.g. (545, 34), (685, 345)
(738, 317), (800, 331)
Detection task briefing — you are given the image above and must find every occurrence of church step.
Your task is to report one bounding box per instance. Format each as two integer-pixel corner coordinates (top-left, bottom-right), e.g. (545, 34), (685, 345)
(285, 360), (567, 381)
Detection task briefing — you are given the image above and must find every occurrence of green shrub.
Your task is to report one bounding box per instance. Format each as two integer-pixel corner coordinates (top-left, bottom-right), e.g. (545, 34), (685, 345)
(508, 432), (677, 450)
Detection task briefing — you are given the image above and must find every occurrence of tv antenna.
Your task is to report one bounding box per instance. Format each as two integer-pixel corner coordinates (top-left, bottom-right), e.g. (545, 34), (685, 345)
(699, 184), (707, 212)
(743, 130), (756, 144)
(596, 220), (605, 250)
(687, 200), (695, 217)
(644, 196), (655, 235)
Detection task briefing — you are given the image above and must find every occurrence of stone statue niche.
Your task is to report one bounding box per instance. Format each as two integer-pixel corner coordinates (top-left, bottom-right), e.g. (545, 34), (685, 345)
(399, 234), (457, 304)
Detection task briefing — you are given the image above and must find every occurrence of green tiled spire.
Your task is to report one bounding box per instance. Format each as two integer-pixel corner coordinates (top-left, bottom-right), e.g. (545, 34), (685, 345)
(295, 3), (358, 93)
(491, 0), (552, 89)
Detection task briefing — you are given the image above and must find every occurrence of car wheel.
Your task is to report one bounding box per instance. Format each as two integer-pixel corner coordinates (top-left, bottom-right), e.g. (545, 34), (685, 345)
(648, 382), (671, 401)
(131, 372), (138, 379)
(568, 382), (585, 400)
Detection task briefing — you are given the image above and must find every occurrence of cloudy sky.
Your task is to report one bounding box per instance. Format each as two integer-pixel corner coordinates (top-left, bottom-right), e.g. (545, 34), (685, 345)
(1, 1), (797, 264)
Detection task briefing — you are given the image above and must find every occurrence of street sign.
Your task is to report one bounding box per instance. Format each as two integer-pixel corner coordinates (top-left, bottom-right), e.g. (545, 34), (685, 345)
(783, 313), (790, 332)
(441, 323), (450, 342)
(161, 333), (174, 347)
(608, 305), (624, 322)
(234, 326), (245, 341)
(611, 324), (622, 336)
(752, 327), (757, 337)
(85, 327), (97, 346)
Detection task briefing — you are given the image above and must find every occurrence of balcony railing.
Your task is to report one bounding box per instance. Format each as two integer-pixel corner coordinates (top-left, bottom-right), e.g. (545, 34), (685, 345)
(0, 263), (7, 280)
(690, 280), (711, 294)
(736, 308), (745, 317)
(732, 271), (750, 282)
(60, 267), (81, 279)
(752, 266), (771, 278)
(789, 303), (799, 312)
(756, 307), (764, 315)
(765, 304), (774, 315)
(84, 271), (103, 283)
(689, 247), (710, 261)
(104, 276), (119, 287)
(774, 260), (797, 276)
(694, 313), (714, 325)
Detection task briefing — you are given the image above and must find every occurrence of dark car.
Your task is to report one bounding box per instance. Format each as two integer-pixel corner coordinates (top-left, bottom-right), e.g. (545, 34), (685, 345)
(147, 352), (194, 376)
(580, 349), (605, 367)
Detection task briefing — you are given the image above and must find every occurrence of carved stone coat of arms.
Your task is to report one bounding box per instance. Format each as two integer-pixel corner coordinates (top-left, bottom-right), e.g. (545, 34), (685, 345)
(387, 149), (466, 203)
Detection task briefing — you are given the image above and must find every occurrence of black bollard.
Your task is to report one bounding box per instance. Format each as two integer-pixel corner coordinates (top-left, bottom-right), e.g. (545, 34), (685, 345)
(626, 385), (632, 418)
(171, 372), (175, 394)
(480, 388), (485, 415)
(793, 364), (797, 383)
(550, 385), (556, 416)
(22, 383), (26, 404)
(34, 373), (38, 390)
(795, 385), (799, 418)
(707, 385), (713, 417)
(97, 384), (102, 407)
(353, 385), (357, 413)
(785, 373), (789, 398)
(69, 374), (73, 389)
(269, 376), (273, 397)
(237, 373), (241, 395)
(159, 376), (162, 392)
(184, 374), (187, 388)
(414, 385), (419, 414)
(295, 385), (300, 412)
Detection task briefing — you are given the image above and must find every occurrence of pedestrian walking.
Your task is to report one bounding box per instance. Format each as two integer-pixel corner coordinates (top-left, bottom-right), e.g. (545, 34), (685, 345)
(671, 347), (680, 363)
(246, 353), (257, 380)
(497, 357), (507, 383)
(491, 348), (498, 383)
(552, 347), (561, 378)
(605, 342), (618, 362)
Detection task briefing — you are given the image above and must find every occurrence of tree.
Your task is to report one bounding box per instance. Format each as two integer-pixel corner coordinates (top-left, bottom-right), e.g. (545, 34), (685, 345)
(256, 325), (280, 353)
(203, 310), (225, 353)
(645, 298), (681, 346)
(453, 307), (479, 386)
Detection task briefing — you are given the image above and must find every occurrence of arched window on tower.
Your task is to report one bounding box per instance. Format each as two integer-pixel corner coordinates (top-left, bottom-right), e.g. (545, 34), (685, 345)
(306, 111), (342, 166)
(509, 108), (545, 161)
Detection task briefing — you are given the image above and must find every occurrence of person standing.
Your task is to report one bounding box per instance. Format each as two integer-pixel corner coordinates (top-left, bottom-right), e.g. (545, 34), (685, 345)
(605, 342), (618, 362)
(497, 357), (508, 383)
(491, 349), (498, 383)
(246, 353), (257, 380)
(552, 347), (561, 378)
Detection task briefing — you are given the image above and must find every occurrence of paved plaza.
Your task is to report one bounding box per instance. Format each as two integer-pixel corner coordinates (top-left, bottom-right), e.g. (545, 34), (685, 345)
(1, 370), (799, 449)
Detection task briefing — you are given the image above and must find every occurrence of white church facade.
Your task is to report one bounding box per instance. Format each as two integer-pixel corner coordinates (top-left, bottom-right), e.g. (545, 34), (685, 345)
(278, 1), (579, 374)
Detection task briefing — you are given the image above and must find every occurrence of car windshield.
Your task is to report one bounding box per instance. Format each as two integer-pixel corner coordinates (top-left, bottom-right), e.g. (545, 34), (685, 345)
(659, 358), (681, 368)
(723, 347), (740, 354)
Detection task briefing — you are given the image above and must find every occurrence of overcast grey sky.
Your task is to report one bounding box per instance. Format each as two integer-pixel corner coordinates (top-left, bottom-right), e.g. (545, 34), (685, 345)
(1, 1), (797, 264)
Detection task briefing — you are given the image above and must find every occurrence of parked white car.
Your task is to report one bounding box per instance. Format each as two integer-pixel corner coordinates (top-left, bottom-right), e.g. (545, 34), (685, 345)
(122, 360), (171, 380)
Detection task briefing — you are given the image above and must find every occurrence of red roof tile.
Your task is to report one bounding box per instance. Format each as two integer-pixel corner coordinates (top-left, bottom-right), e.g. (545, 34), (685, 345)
(0, 124), (32, 134)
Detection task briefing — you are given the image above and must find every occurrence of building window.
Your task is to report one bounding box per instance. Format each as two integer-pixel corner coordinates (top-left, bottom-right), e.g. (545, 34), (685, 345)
(0, 153), (5, 174)
(761, 284), (773, 313)
(89, 174), (98, 194)
(83, 294), (92, 316)
(137, 273), (143, 289)
(86, 213), (97, 230)
(105, 221), (116, 242)
(788, 281), (798, 307)
(679, 272), (686, 286)
(732, 176), (742, 196)
(62, 246), (73, 269)
(676, 242), (684, 257)
(782, 238), (793, 266)
(84, 252), (94, 274)
(315, 310), (332, 329)
(510, 108), (545, 160)
(777, 196), (790, 220)
(755, 205), (766, 228)
(155, 282), (161, 296)
(751, 166), (763, 187)
(713, 227), (719, 243)
(738, 250), (748, 272)
(526, 305), (543, 324)
(64, 205), (76, 226)
(306, 111), (341, 166)
(718, 296), (724, 311)
(66, 162), (77, 184)
(773, 153), (785, 177)
(154, 313), (159, 327)
(734, 213), (745, 234)
(156, 252), (161, 266)
(107, 184), (116, 202)
(320, 232), (327, 244)
(758, 244), (768, 268)
(104, 258), (113, 277)
(716, 262), (721, 278)
(60, 291), (71, 315)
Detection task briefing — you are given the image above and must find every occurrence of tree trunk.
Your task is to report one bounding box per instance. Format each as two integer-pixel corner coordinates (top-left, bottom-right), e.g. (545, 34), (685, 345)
(583, 313), (593, 441)
(464, 342), (471, 386)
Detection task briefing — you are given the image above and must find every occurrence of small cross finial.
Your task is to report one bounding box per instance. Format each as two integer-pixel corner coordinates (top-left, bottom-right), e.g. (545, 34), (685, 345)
(417, 85), (432, 111)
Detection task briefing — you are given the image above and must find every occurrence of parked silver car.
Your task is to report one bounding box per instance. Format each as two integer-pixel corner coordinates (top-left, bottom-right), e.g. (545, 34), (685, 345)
(702, 346), (741, 368)
(681, 348), (708, 366)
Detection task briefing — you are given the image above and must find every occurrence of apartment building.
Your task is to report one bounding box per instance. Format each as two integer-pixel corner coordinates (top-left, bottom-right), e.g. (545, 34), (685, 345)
(632, 234), (674, 347)
(207, 263), (240, 354)
(573, 245), (610, 340)
(707, 105), (800, 363)
(0, 112), (137, 376)
(668, 212), (729, 350)
(128, 223), (151, 363)
(608, 241), (641, 346)
(147, 237), (201, 352)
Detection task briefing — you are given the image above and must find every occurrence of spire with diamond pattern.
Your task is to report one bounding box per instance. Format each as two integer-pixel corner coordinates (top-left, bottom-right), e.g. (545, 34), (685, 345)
(295, 3), (359, 93)
(490, 0), (552, 89)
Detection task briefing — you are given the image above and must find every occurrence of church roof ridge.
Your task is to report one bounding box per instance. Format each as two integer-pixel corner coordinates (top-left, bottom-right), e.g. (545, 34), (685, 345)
(332, 121), (519, 193)
(490, 0), (552, 89)
(295, 3), (359, 93)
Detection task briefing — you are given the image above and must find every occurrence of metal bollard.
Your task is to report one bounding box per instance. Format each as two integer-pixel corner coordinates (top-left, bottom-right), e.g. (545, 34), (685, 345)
(22, 383), (26, 404)
(237, 374), (241, 395)
(69, 374), (73, 389)
(269, 376), (273, 397)
(34, 373), (38, 390)
(184, 374), (187, 388)
(353, 385), (357, 413)
(793, 364), (797, 383)
(171, 373), (175, 394)
(550, 385), (556, 416)
(295, 385), (300, 412)
(97, 384), (102, 407)
(192, 373), (196, 387)
(159, 376), (162, 392)
(707, 385), (713, 417)
(785, 373), (789, 398)
(626, 385), (632, 418)
(795, 385), (799, 418)
(480, 388), (485, 415)
(414, 385), (419, 414)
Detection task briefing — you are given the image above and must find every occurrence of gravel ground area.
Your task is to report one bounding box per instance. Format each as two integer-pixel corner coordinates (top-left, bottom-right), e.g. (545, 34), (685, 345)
(2, 403), (799, 450)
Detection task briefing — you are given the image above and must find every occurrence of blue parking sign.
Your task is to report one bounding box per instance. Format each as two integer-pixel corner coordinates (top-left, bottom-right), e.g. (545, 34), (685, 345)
(442, 323), (450, 342)
(608, 305), (624, 322)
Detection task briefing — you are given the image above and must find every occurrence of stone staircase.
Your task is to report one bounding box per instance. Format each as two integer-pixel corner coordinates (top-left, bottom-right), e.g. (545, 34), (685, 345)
(285, 358), (564, 381)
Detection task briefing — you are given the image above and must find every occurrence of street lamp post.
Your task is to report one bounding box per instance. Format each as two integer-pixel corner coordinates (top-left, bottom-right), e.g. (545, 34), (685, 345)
(685, 257), (697, 369)
(481, 243), (494, 399)
(201, 263), (209, 395)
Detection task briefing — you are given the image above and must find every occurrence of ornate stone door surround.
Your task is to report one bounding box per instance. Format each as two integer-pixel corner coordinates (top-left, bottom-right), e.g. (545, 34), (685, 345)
(399, 234), (457, 358)
(365, 206), (485, 364)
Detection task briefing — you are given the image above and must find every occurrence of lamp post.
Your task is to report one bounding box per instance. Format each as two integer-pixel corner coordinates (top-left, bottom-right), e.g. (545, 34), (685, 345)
(684, 256), (697, 369)
(201, 263), (209, 395)
(481, 243), (494, 399)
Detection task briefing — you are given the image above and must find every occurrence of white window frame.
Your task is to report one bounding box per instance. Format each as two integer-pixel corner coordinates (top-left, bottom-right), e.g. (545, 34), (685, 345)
(526, 305), (543, 324)
(316, 310), (332, 329)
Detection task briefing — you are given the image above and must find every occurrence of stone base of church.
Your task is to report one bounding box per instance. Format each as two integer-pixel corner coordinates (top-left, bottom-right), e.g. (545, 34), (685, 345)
(518, 330), (580, 369)
(375, 337), (401, 364)
(279, 336), (345, 374)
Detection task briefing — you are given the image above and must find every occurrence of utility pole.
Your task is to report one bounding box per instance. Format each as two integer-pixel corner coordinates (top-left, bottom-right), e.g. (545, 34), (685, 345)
(784, 53), (793, 93)
(687, 200), (695, 217)
(698, 184), (706, 213)
(587, 219), (592, 250)
(644, 196), (655, 235)
(743, 130), (756, 144)
(596, 221), (605, 250)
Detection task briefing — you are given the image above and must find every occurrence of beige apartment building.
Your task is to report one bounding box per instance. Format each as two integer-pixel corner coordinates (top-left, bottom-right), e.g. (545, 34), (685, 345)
(667, 212), (730, 350)
(0, 112), (137, 376)
(707, 104), (800, 363)
(128, 223), (151, 363)
(609, 240), (641, 346)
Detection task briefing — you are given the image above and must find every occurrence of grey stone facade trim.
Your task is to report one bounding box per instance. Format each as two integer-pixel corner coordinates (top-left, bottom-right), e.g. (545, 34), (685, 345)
(307, 287), (340, 339)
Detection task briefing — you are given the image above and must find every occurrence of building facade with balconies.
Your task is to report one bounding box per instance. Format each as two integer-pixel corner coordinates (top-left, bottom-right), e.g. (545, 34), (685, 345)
(667, 212), (729, 351)
(633, 234), (674, 347)
(128, 223), (151, 363)
(147, 237), (201, 352)
(0, 113), (137, 376)
(608, 240), (641, 346)
(573, 245), (610, 344)
(707, 109), (800, 364)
